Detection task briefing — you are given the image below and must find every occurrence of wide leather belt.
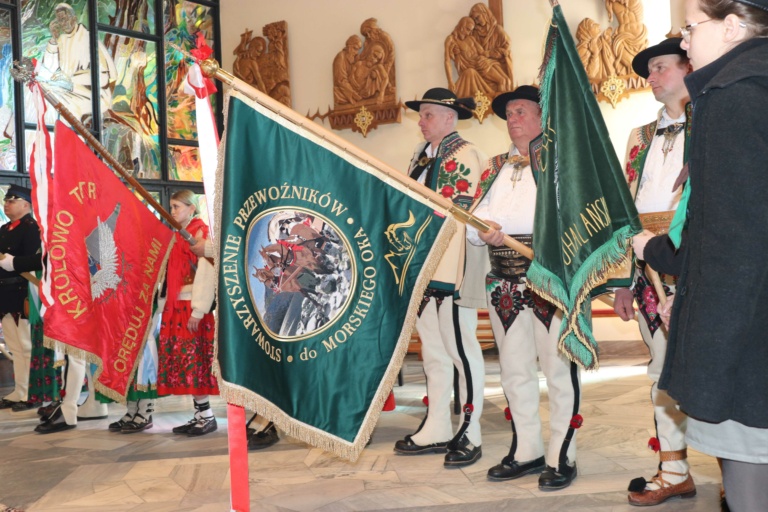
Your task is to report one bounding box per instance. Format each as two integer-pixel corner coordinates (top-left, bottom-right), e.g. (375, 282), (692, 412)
(0, 276), (26, 287)
(488, 234), (533, 282)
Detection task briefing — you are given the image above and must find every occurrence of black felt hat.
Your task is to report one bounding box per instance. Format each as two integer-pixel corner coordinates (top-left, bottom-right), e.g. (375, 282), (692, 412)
(632, 38), (686, 79)
(735, 0), (768, 12)
(491, 86), (540, 120)
(5, 184), (32, 203)
(405, 88), (476, 120)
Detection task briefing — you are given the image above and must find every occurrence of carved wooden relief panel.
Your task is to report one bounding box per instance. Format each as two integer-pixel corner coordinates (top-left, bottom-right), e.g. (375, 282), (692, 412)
(576, 0), (649, 108)
(310, 18), (401, 137)
(233, 21), (292, 107)
(444, 2), (514, 122)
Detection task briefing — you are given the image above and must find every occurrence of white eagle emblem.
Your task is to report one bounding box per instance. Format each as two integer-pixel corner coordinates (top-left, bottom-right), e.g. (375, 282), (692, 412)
(86, 204), (122, 300)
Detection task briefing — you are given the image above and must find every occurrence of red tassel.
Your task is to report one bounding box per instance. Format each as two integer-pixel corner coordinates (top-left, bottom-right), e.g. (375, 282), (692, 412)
(463, 403), (474, 414)
(569, 414), (584, 429)
(422, 395), (429, 407)
(504, 407), (512, 421)
(382, 391), (396, 411)
(648, 437), (661, 452)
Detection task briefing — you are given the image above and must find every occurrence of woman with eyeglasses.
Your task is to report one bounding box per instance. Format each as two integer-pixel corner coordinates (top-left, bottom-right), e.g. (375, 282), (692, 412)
(633, 0), (768, 509)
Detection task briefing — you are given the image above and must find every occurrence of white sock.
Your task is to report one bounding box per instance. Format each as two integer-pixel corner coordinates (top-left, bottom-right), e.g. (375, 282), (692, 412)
(193, 395), (214, 420)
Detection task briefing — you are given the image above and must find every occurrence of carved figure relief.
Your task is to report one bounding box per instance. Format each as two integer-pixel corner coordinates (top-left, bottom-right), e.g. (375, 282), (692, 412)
(311, 18), (401, 137)
(444, 3), (514, 122)
(577, 0), (649, 107)
(233, 21), (291, 107)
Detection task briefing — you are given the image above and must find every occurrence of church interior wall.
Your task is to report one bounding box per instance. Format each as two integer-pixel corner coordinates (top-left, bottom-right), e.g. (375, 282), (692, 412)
(219, 0), (682, 345)
(219, 0), (680, 170)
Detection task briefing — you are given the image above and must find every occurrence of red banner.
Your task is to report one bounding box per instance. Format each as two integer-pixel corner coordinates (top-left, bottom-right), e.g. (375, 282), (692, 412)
(43, 122), (174, 401)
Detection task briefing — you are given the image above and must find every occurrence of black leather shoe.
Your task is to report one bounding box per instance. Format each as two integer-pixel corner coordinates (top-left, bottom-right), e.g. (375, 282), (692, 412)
(444, 437), (482, 468)
(0, 399), (18, 410)
(488, 456), (546, 481)
(173, 417), (199, 435)
(188, 416), (217, 436)
(393, 435), (449, 455)
(109, 416), (132, 432)
(11, 401), (36, 412)
(538, 463), (577, 491)
(121, 414), (153, 434)
(248, 424), (279, 450)
(38, 401), (60, 419)
(34, 408), (75, 434)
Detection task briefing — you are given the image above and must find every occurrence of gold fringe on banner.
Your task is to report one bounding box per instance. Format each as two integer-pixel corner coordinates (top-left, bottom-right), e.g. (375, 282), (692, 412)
(42, 239), (173, 404)
(210, 88), (457, 461)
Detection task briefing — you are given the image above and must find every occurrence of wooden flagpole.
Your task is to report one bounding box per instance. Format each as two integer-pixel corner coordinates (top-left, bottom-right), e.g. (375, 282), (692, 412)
(198, 58), (534, 260)
(10, 59), (195, 243)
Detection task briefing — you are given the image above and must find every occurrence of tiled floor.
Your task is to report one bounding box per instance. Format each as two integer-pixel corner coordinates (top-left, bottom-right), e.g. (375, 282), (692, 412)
(0, 355), (725, 511)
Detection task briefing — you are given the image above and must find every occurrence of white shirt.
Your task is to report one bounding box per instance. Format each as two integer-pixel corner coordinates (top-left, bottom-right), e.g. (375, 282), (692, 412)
(467, 144), (536, 246)
(634, 109), (685, 214)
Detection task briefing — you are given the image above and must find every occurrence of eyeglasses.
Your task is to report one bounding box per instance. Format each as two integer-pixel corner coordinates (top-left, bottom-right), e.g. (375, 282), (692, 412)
(681, 19), (714, 42)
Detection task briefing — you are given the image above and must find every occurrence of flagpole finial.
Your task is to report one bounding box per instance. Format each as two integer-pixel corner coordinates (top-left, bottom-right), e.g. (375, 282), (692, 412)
(200, 58), (220, 78)
(549, 0), (559, 6)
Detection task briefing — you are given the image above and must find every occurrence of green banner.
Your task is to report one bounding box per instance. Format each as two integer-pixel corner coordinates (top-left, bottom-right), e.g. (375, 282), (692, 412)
(528, 5), (642, 371)
(215, 91), (455, 461)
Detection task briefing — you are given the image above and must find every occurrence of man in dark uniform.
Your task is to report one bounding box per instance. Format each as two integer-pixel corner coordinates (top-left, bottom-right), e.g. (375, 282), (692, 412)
(0, 184), (42, 411)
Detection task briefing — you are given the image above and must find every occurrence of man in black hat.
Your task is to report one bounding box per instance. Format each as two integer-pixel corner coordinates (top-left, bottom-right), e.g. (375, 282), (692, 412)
(0, 184), (43, 411)
(393, 87), (487, 468)
(611, 38), (696, 506)
(466, 85), (581, 491)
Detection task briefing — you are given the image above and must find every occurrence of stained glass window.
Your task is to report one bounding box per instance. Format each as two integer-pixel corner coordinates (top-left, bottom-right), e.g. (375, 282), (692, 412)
(0, 9), (15, 170)
(0, 0), (220, 218)
(98, 0), (156, 34)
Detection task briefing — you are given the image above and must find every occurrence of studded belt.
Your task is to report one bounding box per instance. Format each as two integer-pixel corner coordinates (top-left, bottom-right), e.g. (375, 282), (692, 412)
(488, 234), (533, 283)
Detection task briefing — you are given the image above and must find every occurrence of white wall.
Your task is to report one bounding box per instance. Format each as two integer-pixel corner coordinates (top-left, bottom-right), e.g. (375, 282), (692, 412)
(219, 0), (681, 170)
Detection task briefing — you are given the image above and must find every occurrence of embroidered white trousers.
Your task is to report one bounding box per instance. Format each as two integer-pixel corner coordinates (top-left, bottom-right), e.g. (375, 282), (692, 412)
(411, 298), (484, 447)
(487, 284), (580, 468)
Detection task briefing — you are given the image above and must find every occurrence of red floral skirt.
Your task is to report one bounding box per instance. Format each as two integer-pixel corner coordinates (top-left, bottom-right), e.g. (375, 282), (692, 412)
(157, 301), (219, 395)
